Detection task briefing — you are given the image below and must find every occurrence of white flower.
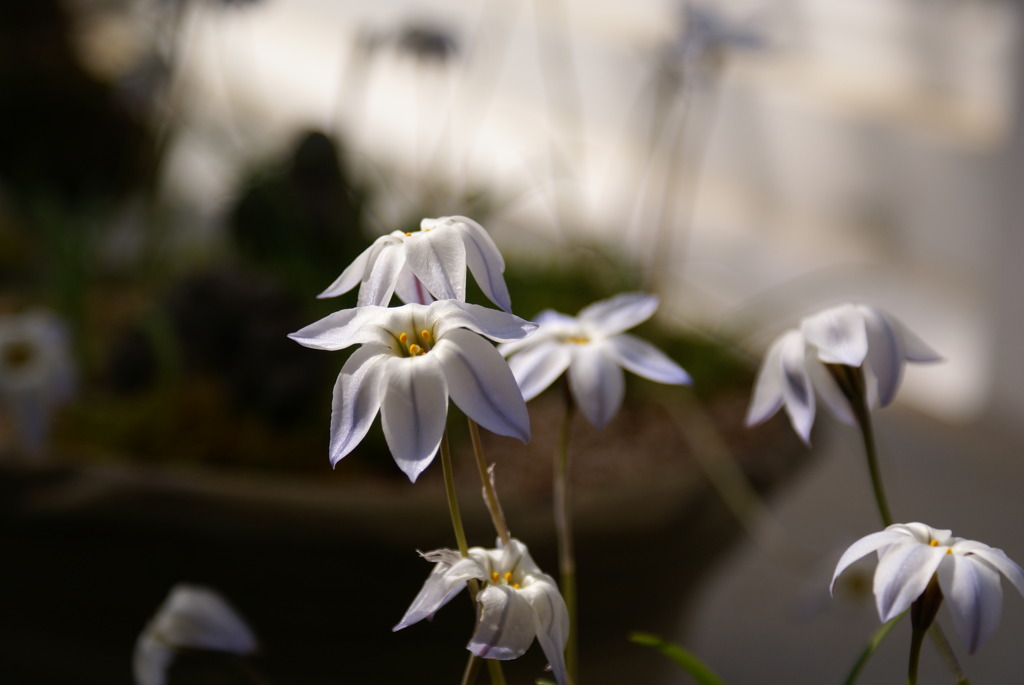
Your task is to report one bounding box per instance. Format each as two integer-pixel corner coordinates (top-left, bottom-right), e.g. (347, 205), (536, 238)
(289, 300), (533, 481)
(394, 538), (569, 685)
(134, 584), (258, 685)
(319, 215), (513, 312)
(498, 293), (691, 428)
(0, 309), (75, 455)
(746, 303), (941, 443)
(831, 523), (1024, 654)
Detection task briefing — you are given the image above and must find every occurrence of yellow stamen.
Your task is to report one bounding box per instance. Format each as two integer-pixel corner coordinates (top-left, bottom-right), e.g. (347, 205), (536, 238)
(405, 232), (412, 237)
(421, 330), (431, 340)
(399, 332), (408, 343)
(946, 548), (953, 555)
(567, 336), (589, 344)
(408, 344), (423, 356)
(491, 572), (499, 583)
(512, 583), (520, 590)
(929, 540), (939, 547)
(503, 572), (512, 582)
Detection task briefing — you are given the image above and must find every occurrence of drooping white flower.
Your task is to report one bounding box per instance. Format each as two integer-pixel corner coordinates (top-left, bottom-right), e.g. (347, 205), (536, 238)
(289, 300), (533, 481)
(831, 523), (1024, 654)
(394, 538), (569, 685)
(0, 309), (75, 456)
(498, 293), (691, 428)
(134, 584), (258, 685)
(746, 303), (941, 444)
(319, 215), (513, 311)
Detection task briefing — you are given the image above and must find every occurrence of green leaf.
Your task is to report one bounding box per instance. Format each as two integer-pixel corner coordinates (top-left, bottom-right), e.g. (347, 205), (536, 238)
(629, 632), (727, 685)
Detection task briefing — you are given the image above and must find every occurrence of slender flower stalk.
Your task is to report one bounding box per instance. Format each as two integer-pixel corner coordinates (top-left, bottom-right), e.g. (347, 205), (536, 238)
(467, 418), (511, 547)
(825, 363), (892, 526)
(554, 383), (578, 685)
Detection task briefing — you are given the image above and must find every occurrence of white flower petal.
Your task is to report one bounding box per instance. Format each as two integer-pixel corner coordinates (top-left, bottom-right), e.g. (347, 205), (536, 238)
(957, 543), (1024, 599)
(831, 529), (909, 595)
(607, 333), (690, 385)
(431, 301), (536, 343)
(451, 216), (513, 312)
(568, 344), (625, 428)
(506, 339), (572, 401)
(860, 307), (906, 407)
(520, 578), (570, 685)
(776, 331), (819, 444)
(288, 306), (394, 350)
(359, 240), (407, 307)
(805, 353), (856, 426)
(939, 553), (1003, 654)
(745, 333), (789, 428)
(874, 540), (947, 621)
(380, 356), (449, 482)
(134, 585), (257, 685)
(394, 265), (435, 305)
(393, 555), (486, 631)
(534, 310), (580, 328)
(329, 346), (387, 467)
(900, 323), (943, 362)
(318, 238), (385, 299)
(468, 585), (539, 661)
(436, 329), (530, 442)
(404, 225), (466, 302)
(801, 304), (869, 366)
(577, 293), (658, 335)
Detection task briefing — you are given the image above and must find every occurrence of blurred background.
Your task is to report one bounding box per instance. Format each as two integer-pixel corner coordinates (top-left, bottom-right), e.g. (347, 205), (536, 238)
(2, 0), (1023, 683)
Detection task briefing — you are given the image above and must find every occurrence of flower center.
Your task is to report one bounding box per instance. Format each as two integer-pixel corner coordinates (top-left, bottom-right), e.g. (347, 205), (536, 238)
(561, 335), (590, 345)
(490, 570), (521, 590)
(397, 329), (434, 357)
(2, 340), (35, 370)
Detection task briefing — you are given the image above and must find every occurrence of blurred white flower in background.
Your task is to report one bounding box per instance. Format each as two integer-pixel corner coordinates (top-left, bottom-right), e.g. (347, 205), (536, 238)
(134, 584), (258, 685)
(0, 309), (75, 457)
(746, 303), (941, 443)
(499, 293), (691, 428)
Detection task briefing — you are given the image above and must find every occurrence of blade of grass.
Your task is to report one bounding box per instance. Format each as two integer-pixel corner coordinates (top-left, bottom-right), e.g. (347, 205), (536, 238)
(629, 632), (726, 685)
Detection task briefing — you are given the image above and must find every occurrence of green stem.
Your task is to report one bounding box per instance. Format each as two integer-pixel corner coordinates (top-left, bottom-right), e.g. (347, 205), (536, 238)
(844, 612), (905, 685)
(460, 654), (481, 685)
(485, 659), (507, 685)
(855, 399), (893, 528)
(443, 431), (507, 685)
(554, 392), (578, 685)
(440, 431), (470, 556)
(908, 624), (926, 685)
(467, 419), (512, 547)
(829, 364), (893, 527)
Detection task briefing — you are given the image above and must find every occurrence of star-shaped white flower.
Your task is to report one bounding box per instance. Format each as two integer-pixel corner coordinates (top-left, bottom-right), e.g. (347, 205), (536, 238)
(746, 303), (941, 443)
(498, 293), (691, 428)
(394, 538), (569, 685)
(831, 523), (1024, 654)
(319, 215), (513, 312)
(134, 584), (258, 685)
(289, 300), (533, 481)
(0, 309), (75, 455)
